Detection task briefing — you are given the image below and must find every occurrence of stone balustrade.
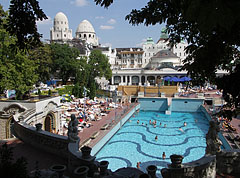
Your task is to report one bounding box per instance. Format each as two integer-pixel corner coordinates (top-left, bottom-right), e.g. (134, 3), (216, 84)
(216, 150), (240, 176)
(161, 155), (216, 178)
(13, 119), (69, 159)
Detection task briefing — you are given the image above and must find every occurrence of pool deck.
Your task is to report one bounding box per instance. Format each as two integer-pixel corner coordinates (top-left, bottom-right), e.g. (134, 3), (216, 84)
(78, 103), (138, 148)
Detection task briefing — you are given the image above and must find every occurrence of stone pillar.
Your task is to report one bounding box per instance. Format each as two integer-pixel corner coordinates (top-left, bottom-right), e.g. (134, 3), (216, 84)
(129, 76), (132, 85)
(139, 75), (142, 86)
(111, 76), (114, 85)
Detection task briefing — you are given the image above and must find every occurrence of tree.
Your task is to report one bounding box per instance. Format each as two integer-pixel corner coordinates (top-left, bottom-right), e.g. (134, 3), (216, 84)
(88, 50), (112, 98)
(0, 5), (38, 98)
(88, 49), (112, 80)
(50, 43), (80, 85)
(95, 0), (240, 119)
(6, 0), (47, 50)
(28, 44), (53, 83)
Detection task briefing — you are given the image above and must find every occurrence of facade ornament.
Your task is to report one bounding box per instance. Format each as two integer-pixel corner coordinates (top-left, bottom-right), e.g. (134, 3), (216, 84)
(67, 114), (79, 142)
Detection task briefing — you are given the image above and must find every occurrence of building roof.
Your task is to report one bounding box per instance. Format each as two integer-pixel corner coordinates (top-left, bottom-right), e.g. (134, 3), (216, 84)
(54, 12), (69, 30)
(76, 20), (95, 33)
(119, 51), (144, 54)
(152, 50), (178, 59)
(145, 37), (154, 44)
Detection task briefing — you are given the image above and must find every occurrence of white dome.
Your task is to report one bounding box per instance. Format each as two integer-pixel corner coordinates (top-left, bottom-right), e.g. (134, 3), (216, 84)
(76, 20), (95, 33)
(54, 12), (69, 30)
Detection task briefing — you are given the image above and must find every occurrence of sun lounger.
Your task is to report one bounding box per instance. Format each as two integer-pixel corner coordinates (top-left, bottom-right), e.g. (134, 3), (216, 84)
(90, 131), (99, 139)
(101, 124), (109, 130)
(228, 133), (235, 141)
(80, 138), (91, 148)
(234, 141), (240, 149)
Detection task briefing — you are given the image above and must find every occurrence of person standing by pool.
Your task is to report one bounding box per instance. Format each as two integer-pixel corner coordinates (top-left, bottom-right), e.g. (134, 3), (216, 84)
(137, 162), (141, 169)
(162, 152), (166, 160)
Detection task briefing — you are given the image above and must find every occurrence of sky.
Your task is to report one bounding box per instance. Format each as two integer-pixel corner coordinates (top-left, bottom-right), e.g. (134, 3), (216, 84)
(1, 0), (165, 48)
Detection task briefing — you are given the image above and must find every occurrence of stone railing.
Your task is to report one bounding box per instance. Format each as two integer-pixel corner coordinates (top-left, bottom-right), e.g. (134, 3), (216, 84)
(13, 115), (69, 159)
(216, 150), (240, 176)
(161, 155), (216, 178)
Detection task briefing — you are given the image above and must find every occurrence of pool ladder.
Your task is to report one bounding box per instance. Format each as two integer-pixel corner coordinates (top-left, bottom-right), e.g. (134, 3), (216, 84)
(165, 97), (172, 115)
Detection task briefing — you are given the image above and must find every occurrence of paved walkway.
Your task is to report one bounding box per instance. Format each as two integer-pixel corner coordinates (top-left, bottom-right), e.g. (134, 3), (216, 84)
(78, 103), (138, 148)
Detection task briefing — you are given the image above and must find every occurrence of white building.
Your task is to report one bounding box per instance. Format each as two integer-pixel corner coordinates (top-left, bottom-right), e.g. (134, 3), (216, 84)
(50, 12), (73, 42)
(75, 20), (99, 47)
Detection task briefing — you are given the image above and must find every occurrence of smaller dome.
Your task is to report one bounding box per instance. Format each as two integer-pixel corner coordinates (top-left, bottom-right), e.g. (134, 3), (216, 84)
(76, 20), (95, 33)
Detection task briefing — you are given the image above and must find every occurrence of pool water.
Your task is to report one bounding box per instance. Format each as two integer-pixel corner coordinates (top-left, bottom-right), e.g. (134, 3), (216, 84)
(96, 111), (209, 174)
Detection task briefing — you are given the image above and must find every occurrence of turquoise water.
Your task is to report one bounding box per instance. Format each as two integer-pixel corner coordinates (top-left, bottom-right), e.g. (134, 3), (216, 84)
(96, 111), (209, 174)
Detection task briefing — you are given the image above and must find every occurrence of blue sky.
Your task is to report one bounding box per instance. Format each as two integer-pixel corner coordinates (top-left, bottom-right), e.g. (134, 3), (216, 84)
(1, 0), (165, 48)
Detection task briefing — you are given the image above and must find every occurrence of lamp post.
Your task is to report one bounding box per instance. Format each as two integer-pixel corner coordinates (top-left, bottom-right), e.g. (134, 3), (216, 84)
(83, 87), (86, 121)
(114, 89), (119, 127)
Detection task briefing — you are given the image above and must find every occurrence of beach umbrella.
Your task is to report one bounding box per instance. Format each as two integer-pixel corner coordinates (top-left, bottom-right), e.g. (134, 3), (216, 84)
(179, 76), (192, 82)
(170, 77), (180, 82)
(163, 76), (171, 81)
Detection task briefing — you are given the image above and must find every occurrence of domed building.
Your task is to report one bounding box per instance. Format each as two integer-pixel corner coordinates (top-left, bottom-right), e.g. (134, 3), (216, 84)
(75, 20), (99, 47)
(50, 12), (73, 42)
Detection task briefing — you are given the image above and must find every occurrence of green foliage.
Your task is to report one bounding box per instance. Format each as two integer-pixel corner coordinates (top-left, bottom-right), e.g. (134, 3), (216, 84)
(6, 0), (47, 50)
(0, 48), (38, 99)
(0, 143), (29, 178)
(88, 49), (112, 80)
(48, 89), (52, 96)
(28, 44), (53, 83)
(56, 86), (74, 96)
(50, 43), (80, 85)
(37, 89), (41, 95)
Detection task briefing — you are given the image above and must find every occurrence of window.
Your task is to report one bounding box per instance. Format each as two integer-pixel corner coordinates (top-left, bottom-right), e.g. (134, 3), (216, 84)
(89, 34), (91, 38)
(131, 60), (134, 65)
(57, 34), (59, 37)
(145, 53), (146, 57)
(64, 34), (66, 37)
(84, 34), (86, 38)
(65, 22), (66, 24)
(179, 52), (181, 56)
(131, 54), (134, 58)
(79, 34), (81, 38)
(61, 21), (63, 24)
(149, 53), (150, 56)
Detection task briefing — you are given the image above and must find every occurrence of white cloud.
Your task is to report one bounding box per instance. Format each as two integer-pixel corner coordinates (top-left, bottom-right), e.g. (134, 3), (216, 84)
(95, 16), (104, 19)
(107, 18), (116, 24)
(100, 25), (114, 30)
(36, 16), (52, 25)
(71, 0), (88, 7)
(136, 38), (147, 47)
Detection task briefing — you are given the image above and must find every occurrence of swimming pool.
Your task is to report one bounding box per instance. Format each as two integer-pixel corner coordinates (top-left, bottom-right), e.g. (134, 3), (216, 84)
(96, 110), (209, 174)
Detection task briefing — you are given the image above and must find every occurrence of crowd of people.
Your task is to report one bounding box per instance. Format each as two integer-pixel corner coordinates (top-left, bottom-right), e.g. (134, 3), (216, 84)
(60, 97), (121, 135)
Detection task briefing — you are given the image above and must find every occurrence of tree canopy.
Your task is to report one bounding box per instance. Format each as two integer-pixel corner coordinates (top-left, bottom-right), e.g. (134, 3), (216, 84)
(95, 0), (240, 118)
(6, 0), (47, 50)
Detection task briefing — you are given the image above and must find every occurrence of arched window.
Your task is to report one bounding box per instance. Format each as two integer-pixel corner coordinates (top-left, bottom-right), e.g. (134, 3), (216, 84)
(89, 34), (91, 38)
(84, 34), (86, 38)
(61, 21), (63, 24)
(79, 34), (81, 38)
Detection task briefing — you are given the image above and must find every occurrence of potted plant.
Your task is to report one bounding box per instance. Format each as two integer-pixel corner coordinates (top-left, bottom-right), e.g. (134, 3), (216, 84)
(80, 146), (92, 159)
(170, 154), (184, 168)
(50, 164), (66, 178)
